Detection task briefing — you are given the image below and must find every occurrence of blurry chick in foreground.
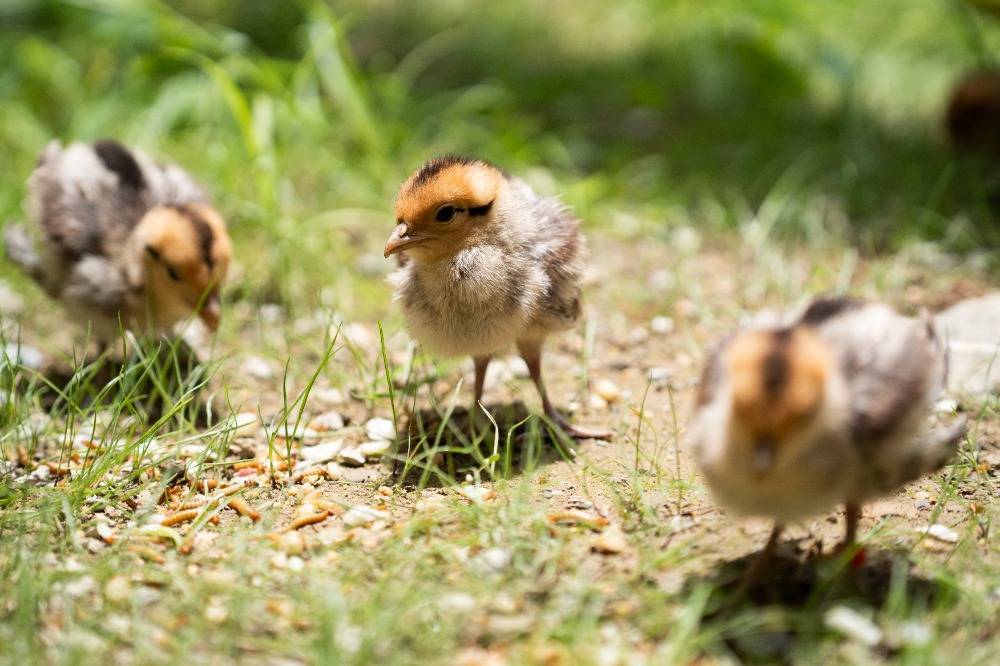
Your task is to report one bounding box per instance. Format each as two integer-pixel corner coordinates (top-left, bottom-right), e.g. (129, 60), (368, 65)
(693, 298), (966, 581)
(4, 139), (231, 346)
(385, 155), (610, 439)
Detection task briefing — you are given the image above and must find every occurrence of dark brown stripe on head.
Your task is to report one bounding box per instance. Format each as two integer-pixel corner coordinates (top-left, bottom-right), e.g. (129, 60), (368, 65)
(173, 204), (215, 269)
(761, 328), (793, 398)
(93, 139), (146, 191)
(799, 297), (862, 326)
(407, 155), (506, 190)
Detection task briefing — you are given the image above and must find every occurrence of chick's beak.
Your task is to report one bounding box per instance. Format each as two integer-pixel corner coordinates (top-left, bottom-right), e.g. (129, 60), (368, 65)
(199, 292), (221, 332)
(384, 222), (424, 258)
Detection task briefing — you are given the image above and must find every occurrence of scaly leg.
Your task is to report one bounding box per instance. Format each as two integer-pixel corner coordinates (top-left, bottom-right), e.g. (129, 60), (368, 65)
(837, 501), (861, 553)
(470, 355), (492, 430)
(517, 339), (612, 440)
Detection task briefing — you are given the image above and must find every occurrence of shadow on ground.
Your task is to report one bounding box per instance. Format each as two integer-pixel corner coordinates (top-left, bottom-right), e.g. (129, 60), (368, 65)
(3, 341), (216, 427)
(689, 542), (945, 663)
(391, 401), (575, 485)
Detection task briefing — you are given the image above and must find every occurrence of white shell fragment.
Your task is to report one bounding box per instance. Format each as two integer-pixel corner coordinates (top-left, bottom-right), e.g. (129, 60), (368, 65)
(342, 505), (390, 527)
(824, 606), (883, 647)
(921, 524), (959, 544)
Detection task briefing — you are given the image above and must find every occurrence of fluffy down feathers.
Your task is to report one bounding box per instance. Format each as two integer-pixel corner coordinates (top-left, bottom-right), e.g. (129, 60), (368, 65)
(4, 139), (228, 340)
(693, 298), (963, 523)
(389, 170), (584, 358)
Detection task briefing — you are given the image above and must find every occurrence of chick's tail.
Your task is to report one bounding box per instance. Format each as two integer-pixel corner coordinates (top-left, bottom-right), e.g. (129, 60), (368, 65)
(3, 222), (43, 282)
(899, 415), (968, 489)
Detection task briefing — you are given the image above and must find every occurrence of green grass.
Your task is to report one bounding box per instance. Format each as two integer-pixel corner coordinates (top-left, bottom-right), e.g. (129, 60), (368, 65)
(1, 1), (999, 664)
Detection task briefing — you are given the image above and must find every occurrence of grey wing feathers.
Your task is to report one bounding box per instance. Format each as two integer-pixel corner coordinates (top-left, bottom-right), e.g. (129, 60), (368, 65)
(61, 256), (129, 311)
(815, 303), (944, 447)
(521, 183), (585, 325)
(27, 140), (207, 260)
(3, 223), (43, 282)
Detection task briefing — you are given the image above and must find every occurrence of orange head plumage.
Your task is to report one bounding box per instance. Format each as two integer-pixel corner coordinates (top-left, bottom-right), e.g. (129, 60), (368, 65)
(725, 326), (831, 473)
(136, 203), (231, 330)
(385, 156), (505, 263)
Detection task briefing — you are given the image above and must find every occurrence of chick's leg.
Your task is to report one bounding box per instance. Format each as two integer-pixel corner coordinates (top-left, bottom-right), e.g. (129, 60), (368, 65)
(473, 355), (491, 406)
(839, 501), (861, 550)
(736, 522), (784, 594)
(516, 339), (612, 440)
(469, 355), (491, 432)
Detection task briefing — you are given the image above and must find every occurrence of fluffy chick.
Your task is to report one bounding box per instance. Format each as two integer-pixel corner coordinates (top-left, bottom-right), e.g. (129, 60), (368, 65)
(693, 297), (966, 578)
(385, 155), (609, 439)
(4, 139), (231, 344)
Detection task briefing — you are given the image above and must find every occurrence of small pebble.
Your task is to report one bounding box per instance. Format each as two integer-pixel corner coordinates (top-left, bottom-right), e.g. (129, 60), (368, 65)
(648, 367), (670, 384)
(650, 316), (675, 335)
(359, 440), (392, 459)
(365, 417), (396, 441)
(475, 547), (512, 573)
(588, 394), (609, 411)
(204, 603), (228, 625)
(593, 526), (628, 554)
(309, 411), (346, 432)
(933, 398), (959, 414)
(242, 356), (274, 381)
(228, 412), (259, 437)
(459, 485), (497, 503)
(299, 440), (344, 464)
(922, 524), (959, 544)
(593, 379), (622, 403)
(2, 343), (44, 370)
(338, 447), (366, 467)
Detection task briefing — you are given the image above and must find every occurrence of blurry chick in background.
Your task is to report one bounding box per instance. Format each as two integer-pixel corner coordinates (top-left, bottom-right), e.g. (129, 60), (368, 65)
(4, 139), (231, 348)
(692, 298), (966, 582)
(385, 155), (611, 440)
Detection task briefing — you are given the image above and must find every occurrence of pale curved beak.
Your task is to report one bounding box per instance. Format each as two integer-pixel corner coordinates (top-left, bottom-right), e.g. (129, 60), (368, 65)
(384, 222), (425, 258)
(199, 293), (221, 332)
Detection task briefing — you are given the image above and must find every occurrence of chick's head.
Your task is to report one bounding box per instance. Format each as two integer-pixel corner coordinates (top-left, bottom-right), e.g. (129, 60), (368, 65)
(386, 156), (504, 263)
(136, 204), (231, 330)
(725, 326), (831, 476)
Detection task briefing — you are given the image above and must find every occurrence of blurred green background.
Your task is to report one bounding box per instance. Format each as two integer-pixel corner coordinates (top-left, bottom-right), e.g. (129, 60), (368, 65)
(0, 0), (997, 314)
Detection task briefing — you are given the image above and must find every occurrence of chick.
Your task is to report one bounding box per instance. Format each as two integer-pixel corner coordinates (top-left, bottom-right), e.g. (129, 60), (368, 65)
(3, 139), (231, 345)
(385, 155), (610, 439)
(946, 69), (1000, 157)
(693, 297), (966, 579)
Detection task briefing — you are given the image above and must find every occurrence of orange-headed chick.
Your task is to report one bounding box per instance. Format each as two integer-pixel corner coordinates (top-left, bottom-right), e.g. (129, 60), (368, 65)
(4, 139), (231, 344)
(385, 155), (610, 439)
(693, 298), (966, 578)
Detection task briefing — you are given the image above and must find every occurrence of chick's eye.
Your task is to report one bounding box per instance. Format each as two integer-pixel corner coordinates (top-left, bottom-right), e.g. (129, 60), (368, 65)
(166, 265), (181, 282)
(435, 205), (456, 223)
